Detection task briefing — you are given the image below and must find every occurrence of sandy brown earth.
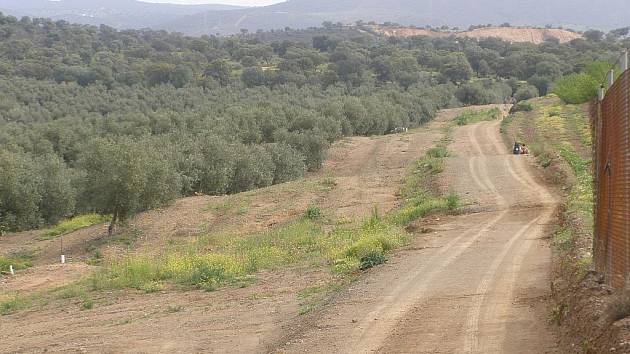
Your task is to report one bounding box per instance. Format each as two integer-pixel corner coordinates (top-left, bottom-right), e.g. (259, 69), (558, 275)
(371, 25), (581, 44)
(274, 117), (560, 353)
(0, 105), (559, 353)
(0, 106), (503, 353)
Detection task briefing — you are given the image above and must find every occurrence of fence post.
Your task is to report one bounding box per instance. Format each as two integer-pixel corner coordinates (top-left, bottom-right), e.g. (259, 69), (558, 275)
(622, 50), (628, 72)
(598, 86), (605, 101)
(608, 70), (615, 89)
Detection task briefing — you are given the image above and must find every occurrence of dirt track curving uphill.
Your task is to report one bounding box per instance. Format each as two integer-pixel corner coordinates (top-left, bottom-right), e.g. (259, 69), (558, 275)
(275, 118), (560, 353)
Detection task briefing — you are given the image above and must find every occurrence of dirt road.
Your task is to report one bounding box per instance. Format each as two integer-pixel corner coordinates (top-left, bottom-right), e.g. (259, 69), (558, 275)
(276, 119), (560, 353)
(1, 107), (558, 353)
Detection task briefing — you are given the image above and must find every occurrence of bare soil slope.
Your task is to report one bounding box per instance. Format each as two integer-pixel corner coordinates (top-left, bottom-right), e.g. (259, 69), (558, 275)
(372, 25), (581, 44)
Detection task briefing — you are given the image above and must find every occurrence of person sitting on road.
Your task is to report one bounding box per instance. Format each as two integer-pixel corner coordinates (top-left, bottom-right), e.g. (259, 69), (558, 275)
(521, 144), (529, 155)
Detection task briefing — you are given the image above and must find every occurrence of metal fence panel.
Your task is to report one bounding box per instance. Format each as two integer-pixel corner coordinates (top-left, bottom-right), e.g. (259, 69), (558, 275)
(594, 70), (630, 288)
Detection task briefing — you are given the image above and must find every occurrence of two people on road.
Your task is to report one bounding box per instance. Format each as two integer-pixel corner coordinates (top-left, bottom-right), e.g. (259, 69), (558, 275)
(513, 142), (529, 155)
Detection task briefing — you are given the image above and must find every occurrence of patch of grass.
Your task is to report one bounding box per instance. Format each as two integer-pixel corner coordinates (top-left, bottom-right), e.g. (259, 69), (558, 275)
(549, 303), (568, 326)
(500, 114), (514, 134)
(320, 177), (338, 191)
(297, 285), (325, 300)
(304, 205), (322, 220)
(56, 284), (88, 300)
(166, 305), (184, 313)
(0, 250), (34, 275)
(297, 282), (344, 316)
(140, 281), (164, 293)
(455, 108), (501, 126)
(41, 214), (110, 240)
(446, 192), (460, 211)
(81, 297), (94, 310)
(205, 198), (251, 216)
(553, 228), (573, 251)
(299, 303), (316, 316)
(0, 294), (28, 315)
(92, 215), (409, 292)
(108, 227), (142, 247)
(390, 143), (459, 226)
(509, 101), (533, 114)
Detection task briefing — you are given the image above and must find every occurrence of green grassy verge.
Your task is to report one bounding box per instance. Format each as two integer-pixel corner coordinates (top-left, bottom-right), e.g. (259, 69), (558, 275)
(502, 95), (593, 272)
(0, 294), (30, 315)
(389, 142), (459, 226)
(41, 214), (111, 240)
(455, 107), (501, 126)
(89, 214), (407, 292)
(0, 251), (34, 275)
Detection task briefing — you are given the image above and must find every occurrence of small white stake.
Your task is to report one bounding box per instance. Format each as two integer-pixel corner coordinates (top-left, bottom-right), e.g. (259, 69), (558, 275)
(9, 265), (15, 276)
(61, 255), (66, 264)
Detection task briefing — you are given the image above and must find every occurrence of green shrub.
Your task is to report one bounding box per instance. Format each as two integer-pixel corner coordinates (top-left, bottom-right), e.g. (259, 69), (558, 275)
(509, 102), (533, 114)
(514, 84), (539, 102)
(447, 192), (460, 210)
(427, 147), (449, 159)
(553, 72), (598, 104)
(305, 205), (322, 220)
(81, 298), (94, 310)
(552, 60), (615, 104)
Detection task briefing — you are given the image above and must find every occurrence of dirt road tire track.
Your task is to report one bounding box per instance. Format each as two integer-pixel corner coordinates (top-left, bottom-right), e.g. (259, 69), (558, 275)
(277, 117), (559, 353)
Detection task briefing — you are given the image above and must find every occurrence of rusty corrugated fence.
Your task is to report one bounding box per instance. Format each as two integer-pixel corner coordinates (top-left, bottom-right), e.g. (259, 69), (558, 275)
(594, 68), (630, 289)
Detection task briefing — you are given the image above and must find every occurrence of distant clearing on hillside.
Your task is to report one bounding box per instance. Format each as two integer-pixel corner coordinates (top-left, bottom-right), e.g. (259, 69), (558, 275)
(371, 26), (582, 44)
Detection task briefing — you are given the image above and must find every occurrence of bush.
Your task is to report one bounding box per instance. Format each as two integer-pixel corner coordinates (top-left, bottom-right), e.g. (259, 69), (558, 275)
(510, 101), (533, 113)
(78, 137), (181, 223)
(552, 60), (616, 104)
(265, 143), (306, 184)
(230, 145), (275, 193)
(447, 192), (460, 210)
(456, 80), (512, 105)
(552, 73), (599, 104)
(0, 151), (76, 231)
(514, 84), (539, 102)
(304, 205), (322, 220)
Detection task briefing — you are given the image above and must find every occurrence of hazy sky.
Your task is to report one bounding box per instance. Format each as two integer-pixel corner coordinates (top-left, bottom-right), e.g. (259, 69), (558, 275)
(141, 0), (284, 6)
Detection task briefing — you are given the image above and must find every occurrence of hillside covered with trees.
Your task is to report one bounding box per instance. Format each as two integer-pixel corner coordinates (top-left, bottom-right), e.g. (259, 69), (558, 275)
(0, 12), (625, 232)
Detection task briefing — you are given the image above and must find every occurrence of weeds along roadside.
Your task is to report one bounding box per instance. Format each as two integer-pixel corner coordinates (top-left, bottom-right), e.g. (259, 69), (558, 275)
(0, 126), (461, 315)
(500, 95), (614, 349)
(502, 96), (593, 273)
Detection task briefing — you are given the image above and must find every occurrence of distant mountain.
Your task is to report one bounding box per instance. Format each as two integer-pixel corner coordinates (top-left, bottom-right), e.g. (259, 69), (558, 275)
(0, 0), (244, 29)
(1, 0), (628, 36)
(161, 0), (630, 35)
